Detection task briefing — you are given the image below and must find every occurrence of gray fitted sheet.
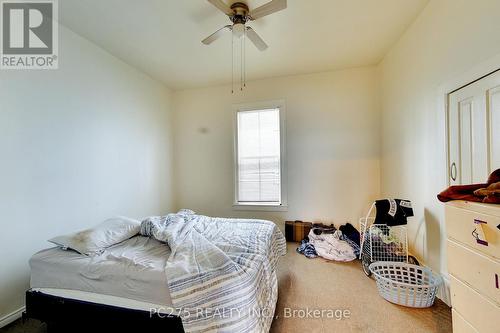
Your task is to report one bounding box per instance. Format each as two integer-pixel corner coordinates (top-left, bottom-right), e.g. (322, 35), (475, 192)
(30, 235), (172, 306)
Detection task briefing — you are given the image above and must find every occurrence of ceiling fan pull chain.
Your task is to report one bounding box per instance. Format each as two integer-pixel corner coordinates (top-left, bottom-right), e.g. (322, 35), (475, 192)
(240, 35), (243, 91)
(231, 34), (234, 94)
(243, 29), (246, 88)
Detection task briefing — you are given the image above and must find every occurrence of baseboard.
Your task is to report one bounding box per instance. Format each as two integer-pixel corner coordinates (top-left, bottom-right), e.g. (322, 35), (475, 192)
(0, 306), (25, 328)
(437, 274), (451, 306)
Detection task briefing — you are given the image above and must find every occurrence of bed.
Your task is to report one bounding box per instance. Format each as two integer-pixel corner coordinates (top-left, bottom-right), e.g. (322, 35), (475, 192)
(24, 213), (286, 333)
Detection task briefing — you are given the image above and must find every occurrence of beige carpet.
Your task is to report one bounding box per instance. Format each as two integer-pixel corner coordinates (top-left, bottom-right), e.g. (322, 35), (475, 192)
(270, 243), (452, 333)
(1, 242), (451, 333)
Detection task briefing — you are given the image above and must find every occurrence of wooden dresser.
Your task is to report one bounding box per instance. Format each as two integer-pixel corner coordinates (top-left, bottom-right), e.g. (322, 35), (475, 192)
(445, 201), (500, 332)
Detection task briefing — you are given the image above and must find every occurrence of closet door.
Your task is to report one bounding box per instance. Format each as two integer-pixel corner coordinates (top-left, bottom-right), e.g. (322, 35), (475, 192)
(448, 88), (487, 184)
(488, 85), (500, 171)
(448, 95), (462, 185)
(448, 70), (500, 185)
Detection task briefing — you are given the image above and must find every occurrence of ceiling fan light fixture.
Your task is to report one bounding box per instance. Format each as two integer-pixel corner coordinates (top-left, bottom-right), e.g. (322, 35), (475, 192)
(232, 23), (245, 39)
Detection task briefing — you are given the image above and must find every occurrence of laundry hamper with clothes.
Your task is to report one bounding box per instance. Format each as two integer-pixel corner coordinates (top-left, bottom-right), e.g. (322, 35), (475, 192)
(359, 199), (419, 276)
(369, 261), (442, 308)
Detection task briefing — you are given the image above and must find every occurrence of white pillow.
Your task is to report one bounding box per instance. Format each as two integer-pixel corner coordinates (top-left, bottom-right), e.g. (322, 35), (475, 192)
(48, 216), (140, 256)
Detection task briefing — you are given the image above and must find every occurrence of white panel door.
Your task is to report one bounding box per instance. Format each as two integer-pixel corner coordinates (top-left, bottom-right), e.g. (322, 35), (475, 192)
(448, 95), (462, 185)
(488, 86), (500, 171)
(449, 92), (483, 184)
(459, 99), (473, 184)
(448, 70), (500, 185)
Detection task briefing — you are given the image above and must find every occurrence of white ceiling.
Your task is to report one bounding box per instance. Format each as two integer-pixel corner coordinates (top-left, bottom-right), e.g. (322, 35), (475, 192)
(59, 0), (429, 90)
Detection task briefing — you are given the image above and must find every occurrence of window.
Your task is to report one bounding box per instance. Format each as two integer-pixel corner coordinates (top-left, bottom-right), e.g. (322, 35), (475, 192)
(234, 101), (286, 210)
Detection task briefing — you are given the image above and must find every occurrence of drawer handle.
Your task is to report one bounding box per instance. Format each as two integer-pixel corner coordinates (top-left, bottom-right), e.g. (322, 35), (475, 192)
(496, 274), (499, 289)
(472, 219), (489, 246)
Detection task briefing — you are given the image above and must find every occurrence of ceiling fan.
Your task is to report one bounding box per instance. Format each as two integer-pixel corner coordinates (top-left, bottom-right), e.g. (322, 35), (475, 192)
(202, 0), (287, 51)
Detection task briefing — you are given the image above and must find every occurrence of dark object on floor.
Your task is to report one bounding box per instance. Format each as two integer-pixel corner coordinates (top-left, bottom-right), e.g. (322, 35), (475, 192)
(285, 220), (312, 242)
(312, 222), (336, 229)
(296, 237), (318, 258)
(361, 253), (372, 276)
(437, 168), (500, 204)
(24, 290), (184, 333)
(311, 225), (336, 235)
(339, 223), (360, 246)
(408, 255), (420, 266)
(374, 199), (414, 226)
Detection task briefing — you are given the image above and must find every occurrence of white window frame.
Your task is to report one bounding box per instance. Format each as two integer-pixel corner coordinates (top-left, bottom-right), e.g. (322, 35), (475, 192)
(232, 100), (287, 211)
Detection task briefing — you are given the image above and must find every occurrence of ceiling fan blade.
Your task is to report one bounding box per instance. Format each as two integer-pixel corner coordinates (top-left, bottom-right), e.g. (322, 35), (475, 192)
(248, 0), (286, 20)
(245, 27), (268, 51)
(202, 25), (232, 45)
(207, 0), (233, 16)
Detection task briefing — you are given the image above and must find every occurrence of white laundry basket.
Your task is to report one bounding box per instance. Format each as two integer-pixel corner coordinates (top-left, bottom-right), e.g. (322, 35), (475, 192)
(369, 262), (442, 308)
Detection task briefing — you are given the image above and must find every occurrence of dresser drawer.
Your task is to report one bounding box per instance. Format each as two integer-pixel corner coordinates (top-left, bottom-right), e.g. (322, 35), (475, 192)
(447, 240), (500, 305)
(450, 276), (500, 333)
(445, 204), (500, 260)
(452, 309), (478, 333)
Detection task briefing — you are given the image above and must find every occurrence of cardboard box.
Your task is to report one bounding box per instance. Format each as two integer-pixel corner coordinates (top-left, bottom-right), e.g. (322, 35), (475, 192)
(285, 220), (313, 242)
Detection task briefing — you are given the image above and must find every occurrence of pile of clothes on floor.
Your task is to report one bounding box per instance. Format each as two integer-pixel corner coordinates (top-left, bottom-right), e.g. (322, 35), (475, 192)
(296, 223), (360, 262)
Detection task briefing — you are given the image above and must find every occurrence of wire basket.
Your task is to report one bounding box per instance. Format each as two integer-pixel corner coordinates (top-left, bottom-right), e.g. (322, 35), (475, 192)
(360, 224), (410, 276)
(365, 225), (408, 261)
(369, 262), (442, 308)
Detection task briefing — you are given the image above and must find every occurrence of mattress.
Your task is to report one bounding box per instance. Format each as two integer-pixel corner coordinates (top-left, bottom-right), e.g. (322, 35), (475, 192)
(30, 235), (173, 307)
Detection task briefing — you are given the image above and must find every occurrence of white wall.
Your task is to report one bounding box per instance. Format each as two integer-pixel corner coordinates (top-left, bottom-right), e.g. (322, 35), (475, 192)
(173, 67), (381, 229)
(8, 0), (498, 318)
(379, 0), (500, 303)
(0, 25), (173, 319)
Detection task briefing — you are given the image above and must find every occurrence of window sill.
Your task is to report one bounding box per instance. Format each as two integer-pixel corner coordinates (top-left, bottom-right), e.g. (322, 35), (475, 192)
(232, 203), (288, 212)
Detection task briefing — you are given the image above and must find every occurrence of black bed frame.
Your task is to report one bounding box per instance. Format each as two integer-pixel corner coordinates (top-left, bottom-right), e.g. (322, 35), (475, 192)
(23, 290), (184, 333)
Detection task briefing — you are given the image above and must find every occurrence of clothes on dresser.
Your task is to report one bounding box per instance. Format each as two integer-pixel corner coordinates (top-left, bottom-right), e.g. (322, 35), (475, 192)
(437, 168), (500, 204)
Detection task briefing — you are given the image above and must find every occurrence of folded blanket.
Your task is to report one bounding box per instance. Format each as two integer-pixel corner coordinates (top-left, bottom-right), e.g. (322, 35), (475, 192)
(140, 212), (286, 333)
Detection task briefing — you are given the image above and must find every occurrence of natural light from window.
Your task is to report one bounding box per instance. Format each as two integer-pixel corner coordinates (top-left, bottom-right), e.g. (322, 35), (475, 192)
(236, 108), (281, 205)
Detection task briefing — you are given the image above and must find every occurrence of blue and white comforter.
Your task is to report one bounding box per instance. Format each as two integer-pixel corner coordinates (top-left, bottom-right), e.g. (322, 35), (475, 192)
(140, 212), (286, 333)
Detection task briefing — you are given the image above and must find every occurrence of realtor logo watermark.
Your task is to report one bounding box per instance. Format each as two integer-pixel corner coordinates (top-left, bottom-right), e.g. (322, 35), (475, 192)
(1, 0), (58, 69)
